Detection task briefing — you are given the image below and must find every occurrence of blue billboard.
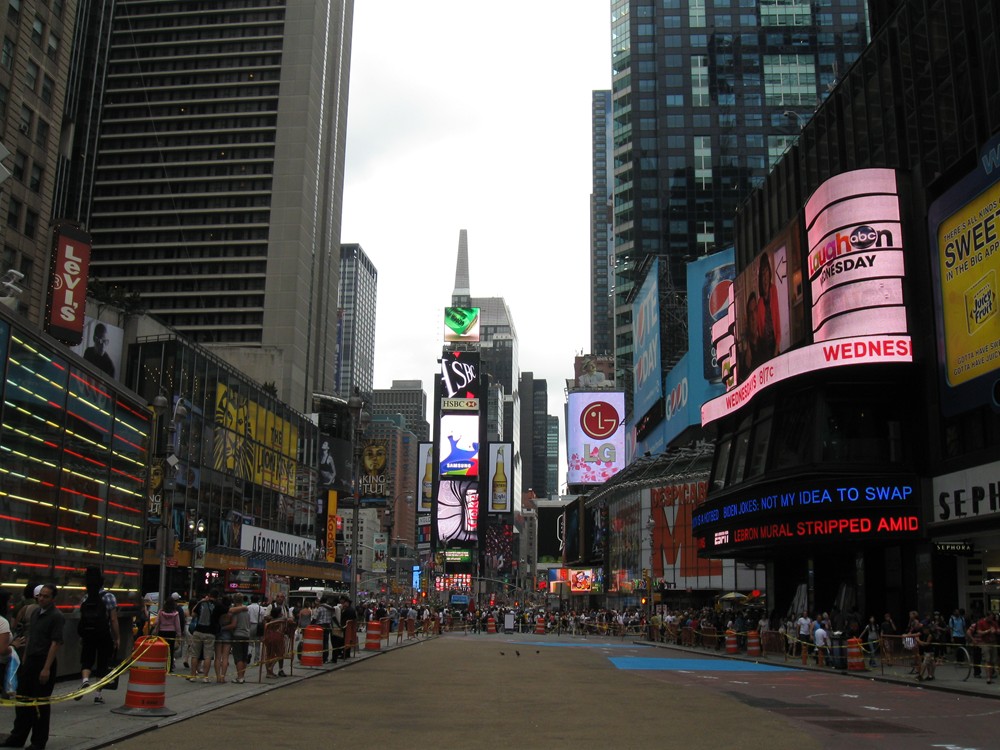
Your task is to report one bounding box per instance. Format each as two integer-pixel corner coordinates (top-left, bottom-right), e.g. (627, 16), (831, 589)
(687, 249), (735, 386)
(632, 259), (662, 419)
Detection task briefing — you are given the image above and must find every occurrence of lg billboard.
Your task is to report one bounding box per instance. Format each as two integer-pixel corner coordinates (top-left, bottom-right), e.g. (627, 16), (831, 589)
(566, 392), (625, 485)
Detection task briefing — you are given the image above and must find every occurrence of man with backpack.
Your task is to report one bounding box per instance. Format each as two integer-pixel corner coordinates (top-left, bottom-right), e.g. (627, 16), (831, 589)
(75, 567), (120, 705)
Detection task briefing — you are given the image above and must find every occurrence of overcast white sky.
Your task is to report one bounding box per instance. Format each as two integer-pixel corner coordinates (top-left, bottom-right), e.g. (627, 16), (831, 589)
(341, 2), (612, 491)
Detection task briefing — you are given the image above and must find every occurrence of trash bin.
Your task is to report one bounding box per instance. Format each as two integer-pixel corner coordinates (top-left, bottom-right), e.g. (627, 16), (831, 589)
(830, 631), (847, 670)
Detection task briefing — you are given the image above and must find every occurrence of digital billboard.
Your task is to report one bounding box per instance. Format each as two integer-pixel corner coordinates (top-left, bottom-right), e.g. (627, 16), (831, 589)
(702, 169), (912, 426)
(568, 568), (594, 593)
(632, 259), (663, 419)
(566, 392), (625, 485)
(417, 442), (434, 512)
(649, 480), (723, 583)
(439, 349), (481, 403)
(693, 476), (919, 555)
(485, 442), (512, 513)
(439, 414), (479, 478)
(929, 133), (1000, 416)
(733, 219), (805, 382)
(805, 168), (905, 342)
(443, 307), (480, 342)
(434, 478), (479, 544)
(687, 249), (736, 385)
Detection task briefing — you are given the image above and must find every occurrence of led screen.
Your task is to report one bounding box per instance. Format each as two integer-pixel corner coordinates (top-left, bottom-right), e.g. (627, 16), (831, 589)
(805, 168), (905, 341)
(439, 414), (479, 478)
(485, 443), (512, 513)
(566, 392), (625, 485)
(443, 307), (480, 342)
(435, 478), (479, 544)
(568, 568), (594, 593)
(733, 221), (805, 382)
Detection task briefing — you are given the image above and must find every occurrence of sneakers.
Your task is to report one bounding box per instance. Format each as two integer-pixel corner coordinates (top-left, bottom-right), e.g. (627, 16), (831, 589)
(94, 695), (105, 704)
(74, 679), (90, 701)
(278, 670), (286, 677)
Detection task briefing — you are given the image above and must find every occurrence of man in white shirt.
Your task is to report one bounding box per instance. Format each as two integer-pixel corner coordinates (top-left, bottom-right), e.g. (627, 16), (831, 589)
(795, 611), (813, 661)
(813, 623), (831, 667)
(247, 596), (264, 663)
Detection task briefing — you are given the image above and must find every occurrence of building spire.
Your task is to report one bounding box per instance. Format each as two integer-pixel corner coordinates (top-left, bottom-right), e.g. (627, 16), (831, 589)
(452, 229), (470, 305)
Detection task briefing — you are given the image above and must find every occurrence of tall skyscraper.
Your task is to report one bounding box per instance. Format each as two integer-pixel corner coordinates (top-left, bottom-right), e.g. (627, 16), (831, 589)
(546, 415), (559, 498)
(336, 242), (377, 400)
(519, 372), (553, 500)
(590, 89), (614, 357)
(372, 379), (429, 442)
(85, 0), (354, 412)
(0, 0), (80, 322)
(450, 230), (522, 508)
(608, 0), (868, 407)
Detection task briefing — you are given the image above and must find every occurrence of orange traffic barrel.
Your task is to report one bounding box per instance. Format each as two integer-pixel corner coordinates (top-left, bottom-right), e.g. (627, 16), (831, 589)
(535, 617), (546, 635)
(726, 630), (738, 654)
(111, 637), (177, 717)
(847, 637), (866, 671)
(487, 616), (496, 634)
(365, 619), (382, 651)
(300, 625), (324, 667)
(747, 630), (761, 657)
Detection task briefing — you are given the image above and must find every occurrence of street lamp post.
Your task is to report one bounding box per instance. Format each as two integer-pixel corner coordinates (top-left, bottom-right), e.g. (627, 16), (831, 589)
(347, 389), (369, 605)
(151, 392), (187, 612)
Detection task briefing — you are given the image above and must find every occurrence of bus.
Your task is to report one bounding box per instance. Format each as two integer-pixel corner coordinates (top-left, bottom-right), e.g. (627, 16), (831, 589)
(224, 569), (290, 601)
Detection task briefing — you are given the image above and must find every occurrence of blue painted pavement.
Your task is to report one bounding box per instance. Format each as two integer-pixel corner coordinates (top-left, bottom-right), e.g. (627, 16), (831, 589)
(610, 657), (793, 672)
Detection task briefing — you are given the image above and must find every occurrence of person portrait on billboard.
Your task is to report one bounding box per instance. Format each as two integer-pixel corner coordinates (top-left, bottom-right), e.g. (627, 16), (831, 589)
(318, 439), (336, 487)
(83, 323), (115, 378)
(362, 442), (386, 478)
(578, 358), (611, 388)
(754, 251), (781, 362)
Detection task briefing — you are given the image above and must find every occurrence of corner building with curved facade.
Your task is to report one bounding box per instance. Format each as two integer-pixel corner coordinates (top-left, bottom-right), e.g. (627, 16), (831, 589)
(692, 0), (1000, 621)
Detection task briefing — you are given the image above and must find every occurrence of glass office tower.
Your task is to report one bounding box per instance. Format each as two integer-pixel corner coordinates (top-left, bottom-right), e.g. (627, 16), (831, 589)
(609, 0), (869, 407)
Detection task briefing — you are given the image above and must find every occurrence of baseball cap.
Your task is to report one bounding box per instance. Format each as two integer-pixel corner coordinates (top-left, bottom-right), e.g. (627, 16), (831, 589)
(171, 592), (181, 600)
(33, 585), (43, 597)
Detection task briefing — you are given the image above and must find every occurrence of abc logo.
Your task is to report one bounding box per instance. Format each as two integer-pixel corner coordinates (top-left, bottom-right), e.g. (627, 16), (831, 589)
(850, 225), (880, 249)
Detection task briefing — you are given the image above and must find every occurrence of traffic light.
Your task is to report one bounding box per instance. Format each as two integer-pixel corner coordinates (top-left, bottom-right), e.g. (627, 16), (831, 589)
(640, 596), (648, 606)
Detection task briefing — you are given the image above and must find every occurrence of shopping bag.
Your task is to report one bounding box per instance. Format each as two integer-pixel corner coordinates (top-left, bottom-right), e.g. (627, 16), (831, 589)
(4, 648), (20, 695)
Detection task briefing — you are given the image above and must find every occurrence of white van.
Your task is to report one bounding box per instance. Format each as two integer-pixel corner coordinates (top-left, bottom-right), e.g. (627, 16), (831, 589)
(288, 587), (340, 610)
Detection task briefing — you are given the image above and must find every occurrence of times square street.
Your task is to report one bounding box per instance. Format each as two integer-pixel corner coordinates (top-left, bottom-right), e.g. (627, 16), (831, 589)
(22, 628), (1000, 750)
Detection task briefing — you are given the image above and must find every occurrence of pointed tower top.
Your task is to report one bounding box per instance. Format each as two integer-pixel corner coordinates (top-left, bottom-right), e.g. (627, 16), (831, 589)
(452, 229), (470, 305)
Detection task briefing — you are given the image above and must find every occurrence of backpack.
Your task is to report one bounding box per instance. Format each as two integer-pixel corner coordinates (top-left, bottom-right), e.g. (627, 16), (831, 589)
(78, 594), (110, 638)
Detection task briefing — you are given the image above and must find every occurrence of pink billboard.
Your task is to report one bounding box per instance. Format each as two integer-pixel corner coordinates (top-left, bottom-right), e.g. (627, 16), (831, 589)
(804, 168), (907, 341)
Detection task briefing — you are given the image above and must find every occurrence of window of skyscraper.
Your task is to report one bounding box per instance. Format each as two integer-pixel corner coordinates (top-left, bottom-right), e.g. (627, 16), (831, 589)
(690, 0), (706, 27)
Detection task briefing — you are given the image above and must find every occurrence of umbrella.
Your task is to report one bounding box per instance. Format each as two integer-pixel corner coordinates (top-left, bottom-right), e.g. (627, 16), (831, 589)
(719, 592), (747, 601)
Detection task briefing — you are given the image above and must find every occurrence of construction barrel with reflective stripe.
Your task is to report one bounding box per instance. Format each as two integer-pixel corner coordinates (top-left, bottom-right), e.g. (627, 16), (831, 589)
(111, 637), (177, 717)
(365, 619), (382, 651)
(300, 625), (324, 667)
(747, 630), (761, 657)
(535, 617), (546, 635)
(487, 616), (496, 634)
(847, 637), (866, 671)
(726, 630), (738, 654)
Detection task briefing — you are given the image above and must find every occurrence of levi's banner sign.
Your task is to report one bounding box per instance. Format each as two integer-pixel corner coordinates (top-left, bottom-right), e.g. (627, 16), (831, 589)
(46, 225), (93, 345)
